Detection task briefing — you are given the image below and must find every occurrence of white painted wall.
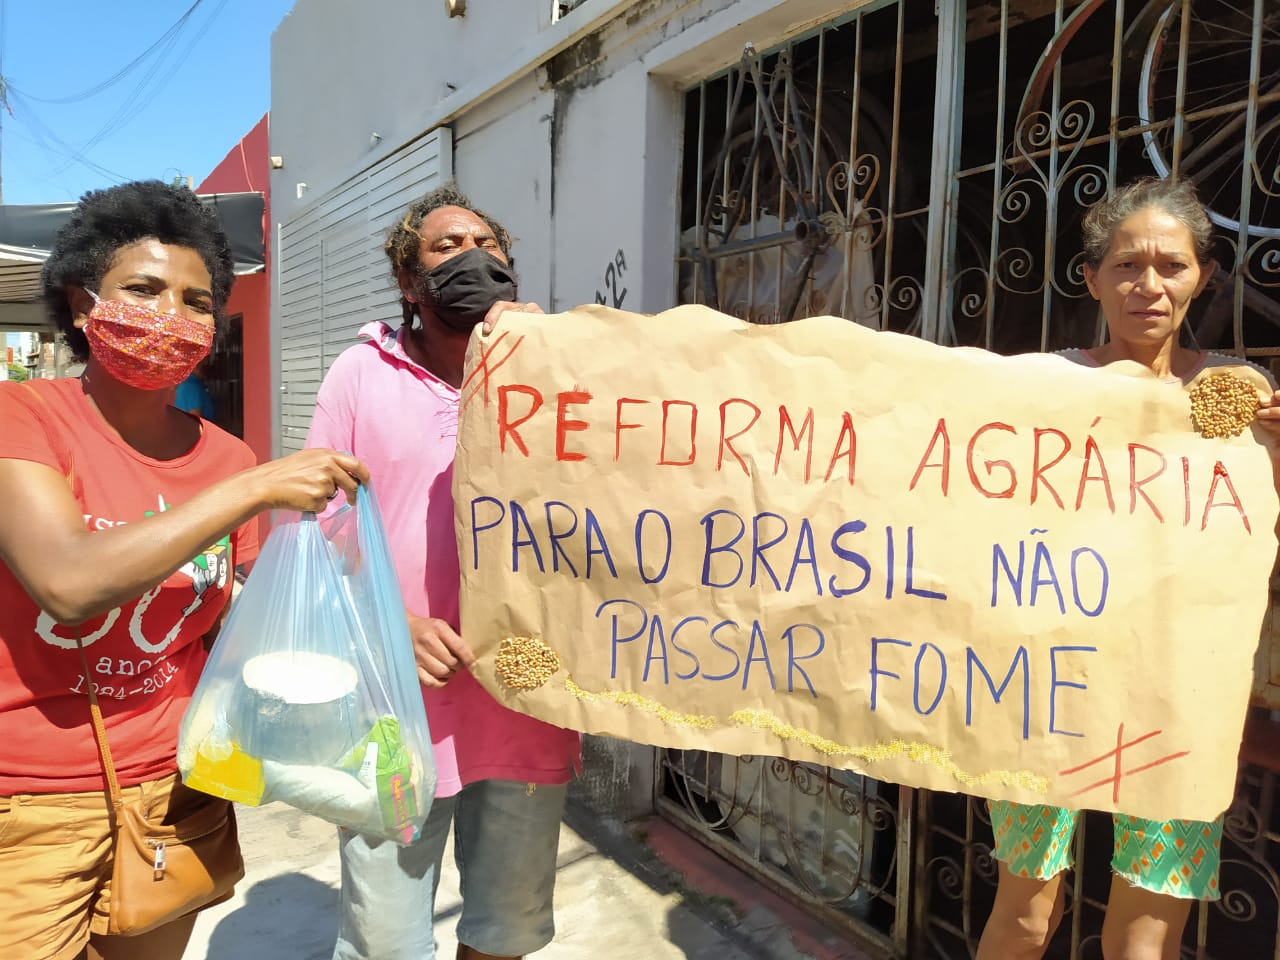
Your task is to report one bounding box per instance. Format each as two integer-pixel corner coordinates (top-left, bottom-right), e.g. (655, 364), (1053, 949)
(268, 0), (875, 453)
(541, 0), (873, 312)
(452, 77), (555, 309)
(270, 0), (875, 302)
(549, 56), (655, 313)
(265, 0), (887, 819)
(270, 0), (552, 225)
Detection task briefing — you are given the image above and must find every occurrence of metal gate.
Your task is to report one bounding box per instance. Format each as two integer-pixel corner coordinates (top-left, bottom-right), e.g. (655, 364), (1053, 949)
(668, 1), (1280, 956)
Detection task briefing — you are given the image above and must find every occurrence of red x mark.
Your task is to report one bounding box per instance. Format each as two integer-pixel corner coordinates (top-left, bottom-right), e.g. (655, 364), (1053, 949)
(1058, 724), (1190, 804)
(460, 331), (526, 411)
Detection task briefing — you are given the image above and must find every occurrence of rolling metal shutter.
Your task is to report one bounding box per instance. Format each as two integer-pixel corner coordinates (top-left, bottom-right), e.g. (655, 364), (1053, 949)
(277, 129), (453, 452)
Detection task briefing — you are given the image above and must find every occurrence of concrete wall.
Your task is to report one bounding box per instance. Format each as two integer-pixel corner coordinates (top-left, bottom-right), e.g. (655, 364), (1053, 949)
(270, 0), (872, 311)
(538, 0), (875, 311)
(268, 0), (874, 816)
(452, 76), (555, 308)
(270, 0), (610, 227)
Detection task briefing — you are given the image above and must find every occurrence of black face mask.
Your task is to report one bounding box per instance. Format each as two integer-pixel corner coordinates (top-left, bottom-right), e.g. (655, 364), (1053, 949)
(415, 247), (518, 333)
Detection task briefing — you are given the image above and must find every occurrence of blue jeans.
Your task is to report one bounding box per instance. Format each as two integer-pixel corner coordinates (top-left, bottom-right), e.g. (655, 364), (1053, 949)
(331, 779), (567, 959)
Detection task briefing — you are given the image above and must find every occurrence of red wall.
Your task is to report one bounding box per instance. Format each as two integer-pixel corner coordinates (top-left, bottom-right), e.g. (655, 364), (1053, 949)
(198, 113), (272, 468)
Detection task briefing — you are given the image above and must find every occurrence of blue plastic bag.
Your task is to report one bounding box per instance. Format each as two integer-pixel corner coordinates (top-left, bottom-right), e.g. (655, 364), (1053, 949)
(179, 484), (434, 844)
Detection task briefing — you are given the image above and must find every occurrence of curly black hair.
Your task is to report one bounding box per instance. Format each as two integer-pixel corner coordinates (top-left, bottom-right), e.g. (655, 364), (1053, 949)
(41, 180), (235, 362)
(383, 182), (512, 326)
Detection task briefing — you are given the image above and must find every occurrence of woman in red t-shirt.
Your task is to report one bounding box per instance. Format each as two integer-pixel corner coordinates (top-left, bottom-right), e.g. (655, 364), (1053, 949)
(0, 181), (368, 960)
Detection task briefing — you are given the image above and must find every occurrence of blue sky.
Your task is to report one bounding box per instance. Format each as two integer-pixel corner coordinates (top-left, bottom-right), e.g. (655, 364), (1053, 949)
(1, 0), (294, 205)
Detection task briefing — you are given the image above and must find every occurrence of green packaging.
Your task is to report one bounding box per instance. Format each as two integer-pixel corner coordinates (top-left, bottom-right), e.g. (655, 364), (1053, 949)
(345, 716), (420, 842)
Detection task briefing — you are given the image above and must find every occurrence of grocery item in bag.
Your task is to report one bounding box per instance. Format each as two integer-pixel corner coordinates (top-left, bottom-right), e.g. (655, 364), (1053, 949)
(179, 484), (434, 844)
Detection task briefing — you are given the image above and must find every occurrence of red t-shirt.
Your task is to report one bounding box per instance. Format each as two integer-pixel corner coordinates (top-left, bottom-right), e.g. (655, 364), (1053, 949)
(0, 378), (260, 794)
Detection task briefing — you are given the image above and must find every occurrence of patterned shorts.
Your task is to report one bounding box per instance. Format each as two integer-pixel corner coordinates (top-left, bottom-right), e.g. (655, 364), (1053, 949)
(988, 800), (1223, 900)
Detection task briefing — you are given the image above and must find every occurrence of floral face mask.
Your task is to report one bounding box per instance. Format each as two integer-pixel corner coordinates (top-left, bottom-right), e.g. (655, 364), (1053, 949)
(82, 292), (213, 391)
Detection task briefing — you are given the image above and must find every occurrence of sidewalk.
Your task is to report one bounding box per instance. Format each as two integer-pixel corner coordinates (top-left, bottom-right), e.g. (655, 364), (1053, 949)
(188, 800), (880, 960)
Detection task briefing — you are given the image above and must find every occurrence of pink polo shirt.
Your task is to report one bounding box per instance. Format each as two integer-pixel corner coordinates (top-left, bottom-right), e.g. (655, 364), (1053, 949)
(307, 321), (580, 797)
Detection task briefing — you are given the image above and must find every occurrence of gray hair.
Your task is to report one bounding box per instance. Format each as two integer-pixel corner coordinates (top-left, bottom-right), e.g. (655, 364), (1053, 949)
(1080, 177), (1213, 267)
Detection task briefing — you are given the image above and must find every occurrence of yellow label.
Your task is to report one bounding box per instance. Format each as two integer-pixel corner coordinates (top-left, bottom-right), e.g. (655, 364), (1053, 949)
(185, 741), (265, 806)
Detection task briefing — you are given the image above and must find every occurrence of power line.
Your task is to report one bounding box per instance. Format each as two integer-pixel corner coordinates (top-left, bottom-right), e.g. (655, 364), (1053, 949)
(1, 0), (8, 203)
(2, 0), (231, 190)
(67, 0), (232, 168)
(7, 1), (205, 106)
(6, 89), (131, 185)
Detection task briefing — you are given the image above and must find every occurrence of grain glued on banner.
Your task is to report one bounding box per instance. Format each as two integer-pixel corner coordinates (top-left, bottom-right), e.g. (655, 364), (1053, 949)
(453, 304), (1279, 823)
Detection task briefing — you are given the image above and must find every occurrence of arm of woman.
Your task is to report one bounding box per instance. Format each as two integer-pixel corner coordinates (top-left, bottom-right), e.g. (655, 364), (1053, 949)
(0, 448), (368, 625)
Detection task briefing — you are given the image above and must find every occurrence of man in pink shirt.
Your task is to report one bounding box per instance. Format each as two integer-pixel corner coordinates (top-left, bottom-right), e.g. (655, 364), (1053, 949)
(307, 185), (581, 960)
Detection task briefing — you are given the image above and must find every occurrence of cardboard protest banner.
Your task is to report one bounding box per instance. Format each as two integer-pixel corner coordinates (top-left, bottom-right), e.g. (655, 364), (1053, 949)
(453, 304), (1279, 821)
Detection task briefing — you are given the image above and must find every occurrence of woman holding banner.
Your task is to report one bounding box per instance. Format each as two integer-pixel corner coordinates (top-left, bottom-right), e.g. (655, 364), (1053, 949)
(977, 177), (1280, 960)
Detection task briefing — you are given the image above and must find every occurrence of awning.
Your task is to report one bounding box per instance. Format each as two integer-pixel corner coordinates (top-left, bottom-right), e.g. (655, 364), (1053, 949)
(0, 191), (265, 333)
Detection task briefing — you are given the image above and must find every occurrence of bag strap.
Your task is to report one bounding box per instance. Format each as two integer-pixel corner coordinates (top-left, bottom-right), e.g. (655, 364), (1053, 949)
(74, 628), (123, 809)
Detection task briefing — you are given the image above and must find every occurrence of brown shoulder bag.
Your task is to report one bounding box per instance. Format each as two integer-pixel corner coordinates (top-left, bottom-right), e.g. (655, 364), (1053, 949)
(76, 632), (245, 936)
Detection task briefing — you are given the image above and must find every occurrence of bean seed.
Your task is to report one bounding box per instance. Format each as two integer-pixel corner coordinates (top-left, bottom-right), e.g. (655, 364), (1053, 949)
(1189, 373), (1260, 438)
(495, 636), (562, 690)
